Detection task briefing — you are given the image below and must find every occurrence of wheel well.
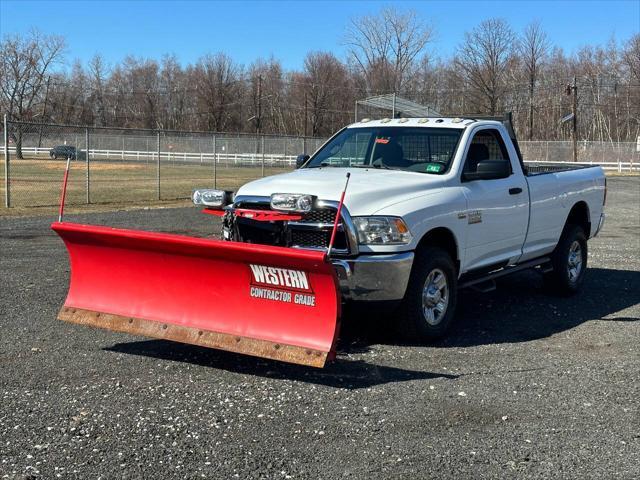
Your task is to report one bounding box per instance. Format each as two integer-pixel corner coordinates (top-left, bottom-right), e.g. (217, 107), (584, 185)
(417, 227), (459, 272)
(566, 201), (591, 237)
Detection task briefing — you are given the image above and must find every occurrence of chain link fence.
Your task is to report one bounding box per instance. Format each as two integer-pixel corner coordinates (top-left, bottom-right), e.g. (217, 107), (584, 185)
(520, 140), (639, 171)
(1, 118), (638, 209)
(1, 119), (326, 208)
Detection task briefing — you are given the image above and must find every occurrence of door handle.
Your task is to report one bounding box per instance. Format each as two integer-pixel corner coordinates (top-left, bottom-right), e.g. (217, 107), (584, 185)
(509, 187), (523, 195)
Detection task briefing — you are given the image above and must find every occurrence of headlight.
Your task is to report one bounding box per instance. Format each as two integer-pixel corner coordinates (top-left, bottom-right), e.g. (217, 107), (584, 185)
(353, 217), (412, 245)
(192, 189), (232, 208)
(270, 193), (315, 212)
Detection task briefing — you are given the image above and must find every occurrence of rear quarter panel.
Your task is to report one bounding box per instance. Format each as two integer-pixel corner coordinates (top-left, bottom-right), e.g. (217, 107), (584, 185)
(521, 166), (605, 261)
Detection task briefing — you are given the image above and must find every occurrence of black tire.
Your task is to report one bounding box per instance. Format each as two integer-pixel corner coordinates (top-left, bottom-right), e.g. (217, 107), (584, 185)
(544, 224), (588, 295)
(397, 246), (458, 342)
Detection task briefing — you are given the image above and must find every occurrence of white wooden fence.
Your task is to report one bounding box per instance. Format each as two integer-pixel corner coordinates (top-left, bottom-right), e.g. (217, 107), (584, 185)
(5, 146), (298, 167)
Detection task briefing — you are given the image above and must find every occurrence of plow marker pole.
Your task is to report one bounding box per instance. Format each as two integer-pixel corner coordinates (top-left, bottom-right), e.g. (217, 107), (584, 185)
(58, 157), (71, 222)
(327, 172), (351, 257)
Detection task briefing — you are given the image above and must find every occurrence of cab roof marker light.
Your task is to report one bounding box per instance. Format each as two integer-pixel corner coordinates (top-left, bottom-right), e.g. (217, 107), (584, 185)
(360, 118), (371, 123)
(398, 118), (409, 123)
(451, 118), (463, 123)
(418, 118), (429, 123)
(380, 118), (391, 123)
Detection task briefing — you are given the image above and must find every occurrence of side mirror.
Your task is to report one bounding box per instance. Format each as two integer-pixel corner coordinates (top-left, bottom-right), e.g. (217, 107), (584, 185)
(463, 160), (511, 181)
(296, 154), (310, 169)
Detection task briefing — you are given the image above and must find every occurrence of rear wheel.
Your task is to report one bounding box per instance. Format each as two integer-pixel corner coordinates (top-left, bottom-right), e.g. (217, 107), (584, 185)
(544, 224), (587, 295)
(397, 247), (458, 342)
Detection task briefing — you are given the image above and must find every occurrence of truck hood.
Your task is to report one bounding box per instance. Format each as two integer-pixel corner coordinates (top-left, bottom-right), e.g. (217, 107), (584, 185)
(235, 167), (445, 216)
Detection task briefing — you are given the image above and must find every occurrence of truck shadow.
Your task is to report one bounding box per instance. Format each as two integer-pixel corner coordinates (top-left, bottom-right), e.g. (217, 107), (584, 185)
(106, 340), (457, 389)
(354, 267), (640, 348)
(105, 267), (636, 386)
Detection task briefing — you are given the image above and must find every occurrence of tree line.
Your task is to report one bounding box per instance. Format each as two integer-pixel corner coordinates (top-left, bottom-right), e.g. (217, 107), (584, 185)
(1, 7), (639, 142)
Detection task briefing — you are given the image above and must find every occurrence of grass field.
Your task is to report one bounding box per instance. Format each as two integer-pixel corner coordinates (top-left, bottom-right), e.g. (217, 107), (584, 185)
(0, 156), (291, 215)
(1, 154), (637, 216)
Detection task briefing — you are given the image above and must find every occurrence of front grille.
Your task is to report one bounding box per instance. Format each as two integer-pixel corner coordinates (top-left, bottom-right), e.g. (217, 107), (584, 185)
(236, 218), (285, 246)
(232, 202), (350, 254)
(301, 209), (336, 224)
(290, 229), (348, 251)
(291, 230), (330, 248)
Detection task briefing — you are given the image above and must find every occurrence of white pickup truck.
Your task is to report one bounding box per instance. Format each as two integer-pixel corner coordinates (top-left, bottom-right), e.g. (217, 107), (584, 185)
(193, 115), (606, 340)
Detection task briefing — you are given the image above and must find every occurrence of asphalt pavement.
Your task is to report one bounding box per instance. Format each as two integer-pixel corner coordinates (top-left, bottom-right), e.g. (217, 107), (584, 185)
(1, 177), (638, 479)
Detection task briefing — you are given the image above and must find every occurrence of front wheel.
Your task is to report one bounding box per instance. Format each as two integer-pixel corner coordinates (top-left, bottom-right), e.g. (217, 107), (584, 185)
(397, 247), (458, 342)
(544, 224), (588, 295)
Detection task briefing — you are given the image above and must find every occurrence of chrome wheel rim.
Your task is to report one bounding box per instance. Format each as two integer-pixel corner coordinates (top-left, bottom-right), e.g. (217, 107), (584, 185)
(422, 268), (449, 326)
(568, 240), (583, 283)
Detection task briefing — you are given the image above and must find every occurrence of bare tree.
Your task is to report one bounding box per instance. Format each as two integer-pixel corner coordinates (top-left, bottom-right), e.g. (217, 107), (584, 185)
(621, 34), (640, 140)
(301, 52), (350, 135)
(0, 30), (65, 157)
(520, 21), (549, 139)
(248, 57), (288, 134)
(454, 18), (516, 115)
(193, 53), (244, 131)
(88, 54), (108, 126)
(345, 6), (433, 94)
(622, 33), (640, 80)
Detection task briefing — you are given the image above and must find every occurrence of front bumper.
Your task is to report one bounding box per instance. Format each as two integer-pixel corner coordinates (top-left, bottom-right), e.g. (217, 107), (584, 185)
(332, 252), (414, 302)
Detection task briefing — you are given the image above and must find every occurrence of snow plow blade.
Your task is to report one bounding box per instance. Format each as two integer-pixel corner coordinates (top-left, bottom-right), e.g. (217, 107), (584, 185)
(52, 222), (341, 368)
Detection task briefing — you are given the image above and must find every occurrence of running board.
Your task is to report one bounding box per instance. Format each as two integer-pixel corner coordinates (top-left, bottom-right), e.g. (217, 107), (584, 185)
(460, 257), (551, 290)
(470, 280), (496, 293)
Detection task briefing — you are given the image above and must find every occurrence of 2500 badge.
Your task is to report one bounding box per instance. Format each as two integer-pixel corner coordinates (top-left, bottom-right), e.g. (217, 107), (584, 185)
(249, 264), (316, 306)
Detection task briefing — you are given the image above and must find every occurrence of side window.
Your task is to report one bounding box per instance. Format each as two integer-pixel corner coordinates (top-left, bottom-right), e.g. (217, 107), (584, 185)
(463, 129), (511, 174)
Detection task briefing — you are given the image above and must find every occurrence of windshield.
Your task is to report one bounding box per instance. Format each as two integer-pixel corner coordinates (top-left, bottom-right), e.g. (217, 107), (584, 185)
(305, 127), (462, 174)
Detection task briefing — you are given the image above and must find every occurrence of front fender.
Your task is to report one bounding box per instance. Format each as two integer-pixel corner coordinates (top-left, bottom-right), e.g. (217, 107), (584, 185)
(360, 188), (467, 263)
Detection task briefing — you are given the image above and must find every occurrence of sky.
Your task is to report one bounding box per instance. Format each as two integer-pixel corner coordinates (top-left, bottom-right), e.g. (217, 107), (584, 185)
(1, 0), (639, 72)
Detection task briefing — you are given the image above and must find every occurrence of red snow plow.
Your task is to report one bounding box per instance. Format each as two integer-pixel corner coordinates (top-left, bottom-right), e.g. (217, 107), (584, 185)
(52, 162), (349, 368)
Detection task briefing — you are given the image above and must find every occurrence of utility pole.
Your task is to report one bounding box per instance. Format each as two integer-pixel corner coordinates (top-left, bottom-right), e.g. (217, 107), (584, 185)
(156, 131), (161, 200)
(528, 78), (534, 141)
(37, 76), (51, 149)
(566, 76), (578, 162)
(256, 74), (262, 135)
(85, 128), (90, 204)
(3, 114), (9, 208)
(304, 91), (308, 137)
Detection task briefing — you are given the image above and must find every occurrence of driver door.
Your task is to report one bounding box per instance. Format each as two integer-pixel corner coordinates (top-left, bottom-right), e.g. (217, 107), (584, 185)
(461, 128), (528, 272)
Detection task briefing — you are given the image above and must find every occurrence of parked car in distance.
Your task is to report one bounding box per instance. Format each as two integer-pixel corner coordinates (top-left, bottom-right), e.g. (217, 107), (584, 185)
(49, 145), (85, 160)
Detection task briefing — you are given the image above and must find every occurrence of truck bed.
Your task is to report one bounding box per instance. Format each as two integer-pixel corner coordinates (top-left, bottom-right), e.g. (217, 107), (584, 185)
(524, 162), (600, 176)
